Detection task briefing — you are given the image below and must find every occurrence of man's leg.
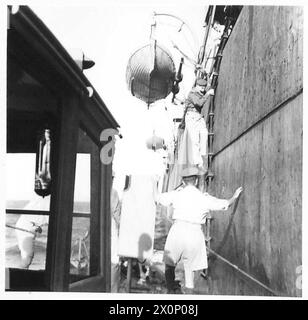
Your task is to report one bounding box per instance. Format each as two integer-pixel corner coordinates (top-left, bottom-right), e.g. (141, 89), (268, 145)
(185, 112), (203, 167)
(165, 264), (176, 293)
(165, 263), (184, 294)
(164, 224), (183, 294)
(183, 267), (195, 294)
(137, 262), (149, 284)
(199, 122), (208, 157)
(199, 120), (208, 174)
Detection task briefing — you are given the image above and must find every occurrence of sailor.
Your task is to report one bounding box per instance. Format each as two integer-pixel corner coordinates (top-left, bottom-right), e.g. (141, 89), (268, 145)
(185, 77), (214, 115)
(156, 167), (243, 294)
(178, 78), (214, 172)
(15, 214), (47, 269)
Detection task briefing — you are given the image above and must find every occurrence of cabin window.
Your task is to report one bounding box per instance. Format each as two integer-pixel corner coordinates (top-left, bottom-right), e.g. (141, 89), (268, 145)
(69, 127), (101, 282)
(73, 154), (90, 214)
(5, 153), (50, 271)
(70, 152), (91, 277)
(5, 150), (92, 275)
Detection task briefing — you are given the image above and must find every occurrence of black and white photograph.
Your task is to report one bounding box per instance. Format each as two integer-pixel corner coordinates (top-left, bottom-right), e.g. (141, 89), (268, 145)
(1, 1), (304, 299)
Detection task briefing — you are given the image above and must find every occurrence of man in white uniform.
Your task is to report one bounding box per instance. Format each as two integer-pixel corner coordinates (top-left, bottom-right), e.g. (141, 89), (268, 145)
(15, 196), (50, 269)
(156, 167), (242, 294)
(15, 214), (48, 268)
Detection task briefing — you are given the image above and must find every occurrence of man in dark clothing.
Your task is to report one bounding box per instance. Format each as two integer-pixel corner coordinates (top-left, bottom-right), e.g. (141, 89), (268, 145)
(184, 78), (214, 114)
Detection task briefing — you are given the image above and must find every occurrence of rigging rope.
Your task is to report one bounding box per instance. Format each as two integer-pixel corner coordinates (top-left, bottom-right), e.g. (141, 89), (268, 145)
(153, 13), (199, 51)
(206, 245), (279, 296)
(171, 40), (199, 68)
(204, 194), (279, 296)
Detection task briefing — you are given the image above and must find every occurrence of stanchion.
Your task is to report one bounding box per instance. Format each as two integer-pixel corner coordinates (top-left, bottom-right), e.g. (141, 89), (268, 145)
(127, 257), (132, 293)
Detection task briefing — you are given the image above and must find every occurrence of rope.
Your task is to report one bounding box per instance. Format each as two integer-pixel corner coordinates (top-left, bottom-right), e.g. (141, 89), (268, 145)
(198, 6), (216, 69)
(171, 40), (199, 68)
(5, 224), (36, 235)
(206, 246), (279, 296)
(153, 13), (199, 51)
(204, 195), (280, 296)
(203, 195), (277, 296)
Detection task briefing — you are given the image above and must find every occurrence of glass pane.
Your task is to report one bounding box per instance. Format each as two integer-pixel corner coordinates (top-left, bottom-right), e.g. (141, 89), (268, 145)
(70, 127), (101, 282)
(70, 217), (90, 277)
(6, 213), (49, 270)
(70, 128), (94, 280)
(6, 153), (50, 211)
(73, 154), (90, 214)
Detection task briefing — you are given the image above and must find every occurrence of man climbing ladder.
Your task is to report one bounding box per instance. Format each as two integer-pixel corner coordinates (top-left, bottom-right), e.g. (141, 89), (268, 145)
(178, 77), (214, 174)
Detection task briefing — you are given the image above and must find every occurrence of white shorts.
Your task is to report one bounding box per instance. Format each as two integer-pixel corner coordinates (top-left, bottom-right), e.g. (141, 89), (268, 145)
(163, 220), (208, 271)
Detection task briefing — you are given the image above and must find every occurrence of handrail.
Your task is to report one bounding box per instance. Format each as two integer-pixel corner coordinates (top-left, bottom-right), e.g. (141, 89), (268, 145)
(6, 209), (90, 218)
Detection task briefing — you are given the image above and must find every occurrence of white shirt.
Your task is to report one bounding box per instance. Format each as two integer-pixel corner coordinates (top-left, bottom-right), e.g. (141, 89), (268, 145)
(157, 185), (229, 224)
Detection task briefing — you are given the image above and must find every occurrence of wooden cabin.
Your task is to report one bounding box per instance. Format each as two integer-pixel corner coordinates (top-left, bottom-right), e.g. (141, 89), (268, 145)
(6, 6), (120, 292)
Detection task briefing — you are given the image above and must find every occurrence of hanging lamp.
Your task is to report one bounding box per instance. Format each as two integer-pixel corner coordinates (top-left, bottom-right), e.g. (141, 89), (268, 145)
(34, 128), (52, 197)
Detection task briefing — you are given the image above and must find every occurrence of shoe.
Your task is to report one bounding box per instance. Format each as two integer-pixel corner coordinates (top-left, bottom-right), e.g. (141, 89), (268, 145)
(200, 269), (208, 280)
(167, 281), (184, 294)
(173, 288), (183, 294)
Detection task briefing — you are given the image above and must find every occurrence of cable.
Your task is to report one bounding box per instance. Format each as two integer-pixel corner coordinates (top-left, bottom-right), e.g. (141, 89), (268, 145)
(153, 13), (199, 51)
(171, 40), (199, 68)
(206, 246), (279, 296)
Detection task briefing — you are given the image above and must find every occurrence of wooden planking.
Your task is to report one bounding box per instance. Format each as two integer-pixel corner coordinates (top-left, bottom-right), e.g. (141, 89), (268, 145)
(214, 6), (303, 152)
(200, 6), (303, 297)
(204, 94), (302, 297)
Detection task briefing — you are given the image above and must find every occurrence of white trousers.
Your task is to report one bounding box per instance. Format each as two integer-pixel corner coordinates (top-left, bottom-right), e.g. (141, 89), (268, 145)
(178, 111), (208, 168)
(185, 111), (208, 160)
